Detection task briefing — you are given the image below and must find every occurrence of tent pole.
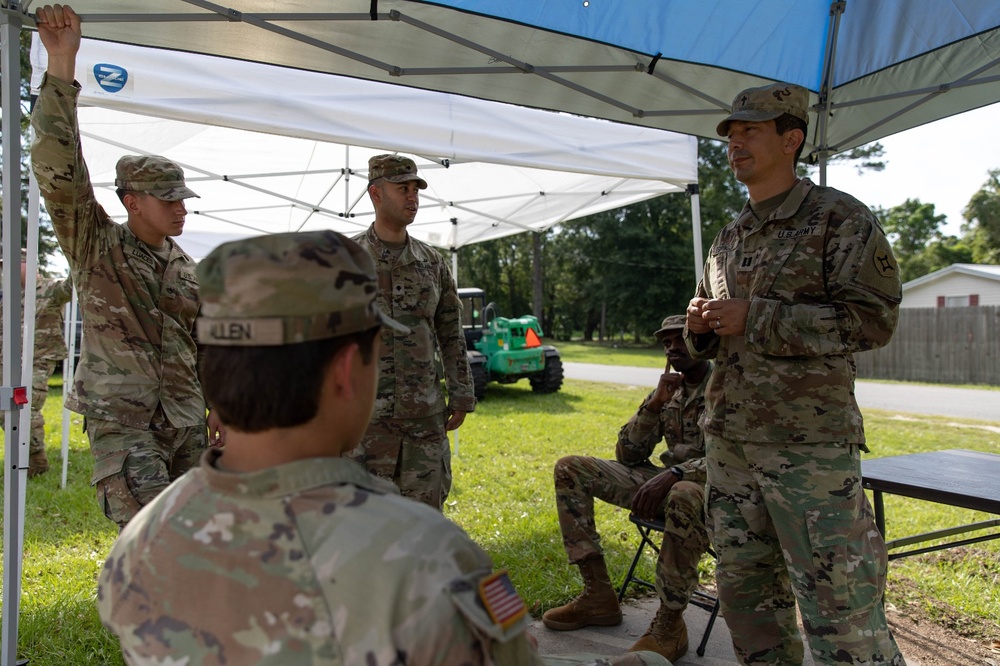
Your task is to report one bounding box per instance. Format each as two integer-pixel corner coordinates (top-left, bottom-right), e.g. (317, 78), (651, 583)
(816, 1), (846, 187)
(688, 184), (704, 285)
(1, 6), (29, 666)
(450, 218), (459, 285)
(62, 290), (79, 489)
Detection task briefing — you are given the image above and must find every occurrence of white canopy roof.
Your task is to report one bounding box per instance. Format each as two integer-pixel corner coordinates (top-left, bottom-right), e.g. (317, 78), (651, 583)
(32, 38), (698, 257)
(20, 0), (1000, 161)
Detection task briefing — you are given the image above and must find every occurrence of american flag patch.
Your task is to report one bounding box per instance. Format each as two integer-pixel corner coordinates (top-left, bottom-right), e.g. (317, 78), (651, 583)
(478, 570), (527, 629)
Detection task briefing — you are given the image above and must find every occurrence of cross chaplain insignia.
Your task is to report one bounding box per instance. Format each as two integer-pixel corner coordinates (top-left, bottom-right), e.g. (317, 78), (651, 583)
(478, 570), (527, 629)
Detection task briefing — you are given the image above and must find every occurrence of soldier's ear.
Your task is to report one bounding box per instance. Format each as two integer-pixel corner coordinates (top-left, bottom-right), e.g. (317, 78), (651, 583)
(783, 128), (804, 156)
(367, 182), (382, 207)
(121, 192), (143, 215)
(326, 342), (359, 400)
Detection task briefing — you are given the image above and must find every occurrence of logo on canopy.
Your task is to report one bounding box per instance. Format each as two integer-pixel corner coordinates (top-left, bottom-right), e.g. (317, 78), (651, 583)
(93, 64), (128, 94)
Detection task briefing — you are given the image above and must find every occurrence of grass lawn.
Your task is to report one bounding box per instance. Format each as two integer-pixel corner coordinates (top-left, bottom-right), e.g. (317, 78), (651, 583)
(2, 372), (998, 664)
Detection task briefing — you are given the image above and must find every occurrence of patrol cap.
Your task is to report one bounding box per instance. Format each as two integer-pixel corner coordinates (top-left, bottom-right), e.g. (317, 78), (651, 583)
(196, 230), (409, 347)
(716, 82), (810, 136)
(653, 314), (686, 341)
(115, 155), (200, 201)
(367, 154), (427, 190)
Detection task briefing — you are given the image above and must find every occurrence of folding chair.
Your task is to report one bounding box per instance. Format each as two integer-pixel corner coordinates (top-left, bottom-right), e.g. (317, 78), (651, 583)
(618, 514), (721, 657)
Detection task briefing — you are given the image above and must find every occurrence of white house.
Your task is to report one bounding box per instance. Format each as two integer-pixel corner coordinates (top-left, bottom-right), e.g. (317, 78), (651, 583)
(901, 264), (1000, 308)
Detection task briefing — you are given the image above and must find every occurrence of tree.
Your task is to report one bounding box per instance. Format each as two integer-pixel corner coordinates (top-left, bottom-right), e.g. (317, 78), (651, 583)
(0, 30), (61, 274)
(458, 135), (887, 345)
(878, 199), (947, 282)
(962, 169), (1000, 264)
(538, 138), (743, 342)
(800, 142), (887, 176)
(456, 233), (534, 320)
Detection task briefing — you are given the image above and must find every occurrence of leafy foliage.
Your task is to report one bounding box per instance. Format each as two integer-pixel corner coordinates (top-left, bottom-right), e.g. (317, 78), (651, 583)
(0, 30), (61, 272)
(877, 199), (963, 283)
(457, 139), (744, 343)
(962, 169), (1000, 264)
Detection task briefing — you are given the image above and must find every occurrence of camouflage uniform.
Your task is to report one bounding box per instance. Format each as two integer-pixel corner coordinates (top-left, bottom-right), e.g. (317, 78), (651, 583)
(29, 277), (73, 458)
(31, 74), (207, 527)
(97, 229), (666, 666)
(348, 223), (476, 509)
(555, 372), (710, 611)
(98, 450), (667, 666)
(687, 176), (905, 665)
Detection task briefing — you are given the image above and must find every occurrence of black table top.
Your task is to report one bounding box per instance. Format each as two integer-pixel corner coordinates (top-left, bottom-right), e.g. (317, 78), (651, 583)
(862, 449), (1000, 515)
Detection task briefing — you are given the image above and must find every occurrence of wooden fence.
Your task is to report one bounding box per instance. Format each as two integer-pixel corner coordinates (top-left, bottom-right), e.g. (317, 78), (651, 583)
(855, 305), (1000, 386)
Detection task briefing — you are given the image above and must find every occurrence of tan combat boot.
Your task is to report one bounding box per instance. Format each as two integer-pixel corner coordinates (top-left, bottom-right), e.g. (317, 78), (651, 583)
(542, 556), (623, 631)
(628, 604), (688, 660)
(27, 451), (50, 479)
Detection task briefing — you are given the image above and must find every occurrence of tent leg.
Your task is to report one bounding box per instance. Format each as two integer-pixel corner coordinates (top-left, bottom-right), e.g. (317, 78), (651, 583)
(2, 9), (29, 666)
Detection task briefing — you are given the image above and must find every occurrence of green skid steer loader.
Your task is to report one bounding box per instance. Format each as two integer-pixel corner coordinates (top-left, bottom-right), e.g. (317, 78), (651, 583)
(458, 288), (564, 400)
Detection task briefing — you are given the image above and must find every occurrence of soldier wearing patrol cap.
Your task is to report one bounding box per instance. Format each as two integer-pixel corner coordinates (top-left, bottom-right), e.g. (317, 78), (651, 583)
(32, 5), (222, 528)
(347, 153), (476, 510)
(97, 230), (669, 666)
(543, 314), (712, 662)
(685, 81), (906, 665)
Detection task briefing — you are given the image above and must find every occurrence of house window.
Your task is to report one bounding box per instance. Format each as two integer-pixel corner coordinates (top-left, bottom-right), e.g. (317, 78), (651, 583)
(944, 295), (971, 307)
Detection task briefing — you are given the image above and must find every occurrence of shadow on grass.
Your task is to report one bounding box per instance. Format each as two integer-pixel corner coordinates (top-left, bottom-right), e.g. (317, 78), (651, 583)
(473, 519), (716, 616)
(476, 382), (584, 414)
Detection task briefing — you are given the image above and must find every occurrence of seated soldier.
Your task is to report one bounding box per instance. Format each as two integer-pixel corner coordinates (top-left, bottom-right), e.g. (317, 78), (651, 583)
(543, 315), (712, 662)
(97, 230), (669, 666)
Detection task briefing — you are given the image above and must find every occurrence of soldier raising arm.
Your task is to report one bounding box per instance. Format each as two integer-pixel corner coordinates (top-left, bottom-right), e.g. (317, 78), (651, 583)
(32, 4), (222, 529)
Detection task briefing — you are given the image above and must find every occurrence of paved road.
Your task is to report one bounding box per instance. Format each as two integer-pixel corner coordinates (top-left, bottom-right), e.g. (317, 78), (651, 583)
(564, 362), (1000, 421)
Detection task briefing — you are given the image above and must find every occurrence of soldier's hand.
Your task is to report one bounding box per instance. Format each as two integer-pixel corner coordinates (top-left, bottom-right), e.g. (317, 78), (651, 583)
(701, 298), (751, 336)
(36, 5), (81, 56)
(649, 365), (682, 407)
(445, 409), (467, 431)
(687, 298), (713, 334)
(36, 5), (81, 84)
(207, 410), (226, 447)
(631, 472), (676, 520)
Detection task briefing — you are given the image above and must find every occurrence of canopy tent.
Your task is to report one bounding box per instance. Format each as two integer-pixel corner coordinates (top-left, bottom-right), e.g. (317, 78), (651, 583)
(30, 37), (699, 258)
(2, 11), (703, 662)
(4, 2), (1000, 664)
(9, 0), (999, 172)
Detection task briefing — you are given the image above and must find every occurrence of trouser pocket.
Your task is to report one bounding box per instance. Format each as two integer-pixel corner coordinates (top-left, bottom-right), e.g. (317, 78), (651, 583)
(804, 492), (886, 618)
(93, 450), (143, 529)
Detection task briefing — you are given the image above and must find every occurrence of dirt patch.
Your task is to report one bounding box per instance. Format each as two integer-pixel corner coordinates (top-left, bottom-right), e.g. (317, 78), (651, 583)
(886, 604), (1000, 665)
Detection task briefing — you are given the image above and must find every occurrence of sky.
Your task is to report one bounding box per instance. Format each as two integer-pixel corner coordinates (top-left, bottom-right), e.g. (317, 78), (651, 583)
(819, 102), (1000, 239)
